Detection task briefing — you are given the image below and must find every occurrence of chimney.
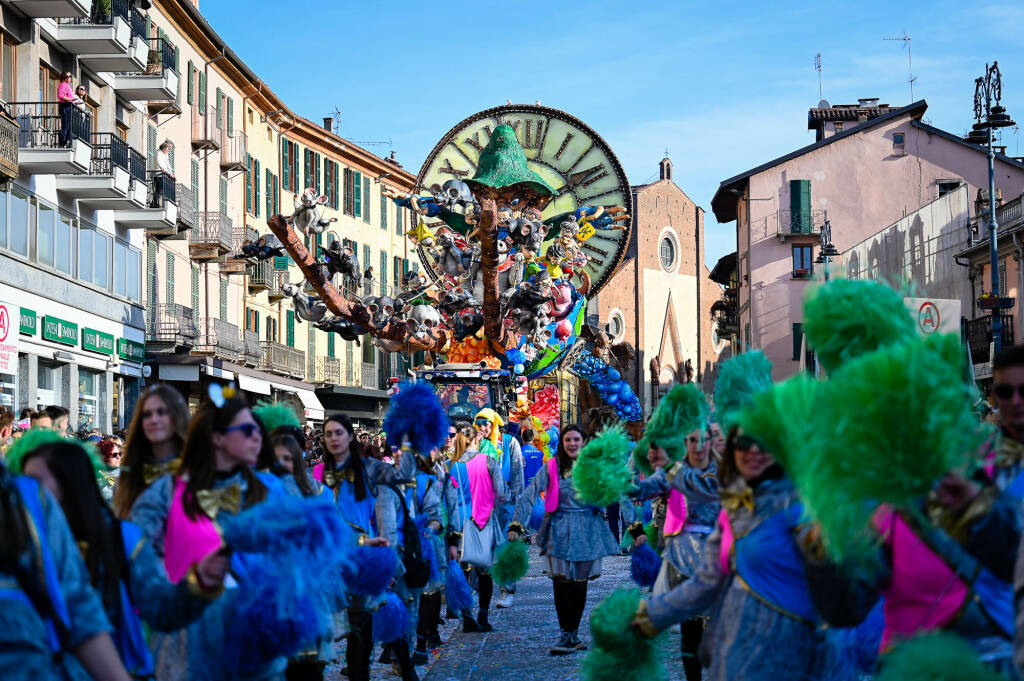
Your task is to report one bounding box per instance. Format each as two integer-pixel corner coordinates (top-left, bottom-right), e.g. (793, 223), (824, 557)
(659, 157), (673, 181)
(858, 97), (879, 107)
(322, 117), (333, 133)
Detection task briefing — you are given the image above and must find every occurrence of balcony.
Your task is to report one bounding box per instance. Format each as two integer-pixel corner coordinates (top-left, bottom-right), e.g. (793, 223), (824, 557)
(0, 107), (18, 181)
(56, 133), (136, 207)
(311, 357), (341, 385)
(219, 129), (246, 172)
(176, 182), (196, 231)
(243, 329), (263, 367)
(113, 37), (179, 109)
(189, 212), (232, 261)
(10, 0), (88, 19)
(53, 0), (146, 73)
(967, 314), (1016, 365)
(775, 208), (827, 243)
(114, 170), (178, 236)
(11, 102), (91, 173)
(259, 341), (305, 379)
(145, 303), (200, 352)
(194, 317), (244, 362)
(191, 104), (220, 152)
(247, 259), (272, 293)
(221, 225), (252, 275)
(269, 269), (288, 302)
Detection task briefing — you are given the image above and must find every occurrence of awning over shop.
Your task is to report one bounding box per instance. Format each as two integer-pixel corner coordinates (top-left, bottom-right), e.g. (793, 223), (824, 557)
(237, 374), (272, 395)
(272, 382), (325, 421)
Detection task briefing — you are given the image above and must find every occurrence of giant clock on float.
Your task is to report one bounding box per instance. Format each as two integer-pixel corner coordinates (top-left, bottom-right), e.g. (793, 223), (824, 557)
(415, 104), (633, 296)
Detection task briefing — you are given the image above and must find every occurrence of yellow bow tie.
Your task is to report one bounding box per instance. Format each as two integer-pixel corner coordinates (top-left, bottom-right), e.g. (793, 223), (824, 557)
(323, 468), (355, 489)
(995, 435), (1024, 468)
(195, 485), (241, 519)
(721, 484), (755, 514)
(144, 458), (181, 485)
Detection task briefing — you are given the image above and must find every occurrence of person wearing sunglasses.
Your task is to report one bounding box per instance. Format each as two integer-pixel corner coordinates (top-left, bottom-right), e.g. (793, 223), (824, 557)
(626, 385), (719, 681)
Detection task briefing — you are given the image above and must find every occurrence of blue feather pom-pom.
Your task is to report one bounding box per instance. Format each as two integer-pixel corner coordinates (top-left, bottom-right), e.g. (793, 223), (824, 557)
(372, 592), (410, 643)
(220, 495), (351, 565)
(416, 517), (441, 584)
(383, 382), (451, 455)
(445, 559), (474, 614)
(341, 545), (398, 597)
(528, 501), (546, 531)
(630, 543), (661, 588)
(826, 599), (884, 678)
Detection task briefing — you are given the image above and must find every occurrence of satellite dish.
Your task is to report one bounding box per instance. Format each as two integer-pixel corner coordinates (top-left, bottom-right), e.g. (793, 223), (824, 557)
(818, 99), (830, 109)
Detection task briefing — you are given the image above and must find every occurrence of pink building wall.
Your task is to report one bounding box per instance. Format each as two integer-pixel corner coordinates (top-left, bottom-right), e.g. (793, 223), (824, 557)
(739, 109), (1024, 379)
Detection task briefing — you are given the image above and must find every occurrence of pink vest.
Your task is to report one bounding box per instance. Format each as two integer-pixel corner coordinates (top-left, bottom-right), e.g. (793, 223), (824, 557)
(663, 489), (688, 536)
(467, 454), (496, 529)
(717, 508), (733, 574)
(163, 477), (222, 583)
(312, 462), (325, 483)
(873, 506), (969, 650)
(544, 457), (560, 513)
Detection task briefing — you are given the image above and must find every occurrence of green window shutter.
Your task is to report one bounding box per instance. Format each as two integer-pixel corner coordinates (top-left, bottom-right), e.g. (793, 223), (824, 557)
(397, 205), (404, 235)
(169, 146), (175, 168)
(362, 245), (370, 274)
(327, 332), (335, 358)
(286, 310), (295, 348)
(343, 168), (352, 215)
(245, 155), (252, 213)
(274, 256), (289, 270)
(265, 313), (272, 341)
(166, 251), (175, 304)
(364, 176), (372, 225)
(789, 179), (812, 234)
(147, 124), (157, 171)
(227, 97), (234, 135)
(353, 171), (362, 217)
(281, 138), (290, 191)
(254, 159), (260, 218)
(380, 194), (388, 232)
(187, 61), (194, 104)
(191, 265), (199, 313)
(215, 87), (223, 129)
(792, 323), (804, 361)
(253, 309), (259, 335)
(290, 143), (298, 190)
(191, 159), (200, 213)
(316, 154), (322, 195)
(144, 13), (151, 41)
(219, 278), (227, 320)
(265, 170), (272, 217)
(198, 71), (206, 111)
(146, 240), (157, 323)
(273, 175), (279, 215)
(393, 256), (400, 286)
(380, 252), (387, 295)
(333, 162), (339, 208)
(219, 177), (227, 215)
(173, 48), (181, 106)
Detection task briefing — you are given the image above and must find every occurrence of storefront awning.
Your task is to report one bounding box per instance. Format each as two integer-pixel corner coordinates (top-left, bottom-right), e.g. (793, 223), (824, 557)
(270, 382), (325, 421)
(237, 374), (272, 395)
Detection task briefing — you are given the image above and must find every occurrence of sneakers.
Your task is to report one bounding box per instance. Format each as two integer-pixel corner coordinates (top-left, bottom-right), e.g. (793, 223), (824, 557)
(496, 592), (514, 609)
(571, 631), (588, 650)
(549, 631), (576, 656)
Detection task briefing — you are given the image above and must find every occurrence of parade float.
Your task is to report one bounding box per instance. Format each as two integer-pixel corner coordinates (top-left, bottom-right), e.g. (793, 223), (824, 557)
(265, 105), (643, 435)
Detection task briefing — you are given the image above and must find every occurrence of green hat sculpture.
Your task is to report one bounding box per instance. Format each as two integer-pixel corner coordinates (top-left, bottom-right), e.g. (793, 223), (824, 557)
(465, 125), (557, 198)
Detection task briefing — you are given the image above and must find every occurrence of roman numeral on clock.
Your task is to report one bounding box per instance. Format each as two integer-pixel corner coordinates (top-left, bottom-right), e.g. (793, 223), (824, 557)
(568, 163), (607, 188)
(554, 133), (574, 160)
(438, 158), (469, 177)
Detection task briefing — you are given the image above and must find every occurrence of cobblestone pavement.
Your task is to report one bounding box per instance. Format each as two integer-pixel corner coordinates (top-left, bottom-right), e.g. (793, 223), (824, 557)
(326, 544), (686, 680)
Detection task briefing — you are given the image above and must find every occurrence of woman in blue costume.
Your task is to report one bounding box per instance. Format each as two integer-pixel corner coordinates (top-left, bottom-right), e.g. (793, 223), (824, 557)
(320, 413), (415, 681)
(632, 429), (841, 681)
(0, 461), (134, 681)
(407, 446), (448, 665)
(130, 396), (296, 681)
(16, 438), (227, 679)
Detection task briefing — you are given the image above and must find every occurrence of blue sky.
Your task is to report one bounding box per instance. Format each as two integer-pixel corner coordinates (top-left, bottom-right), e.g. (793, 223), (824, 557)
(202, 0), (1024, 268)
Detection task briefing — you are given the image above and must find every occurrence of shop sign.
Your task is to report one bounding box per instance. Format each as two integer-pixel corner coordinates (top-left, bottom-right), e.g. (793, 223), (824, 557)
(19, 308), (36, 336)
(42, 316), (78, 346)
(117, 338), (146, 362)
(0, 302), (19, 373)
(82, 327), (115, 355)
(904, 298), (960, 335)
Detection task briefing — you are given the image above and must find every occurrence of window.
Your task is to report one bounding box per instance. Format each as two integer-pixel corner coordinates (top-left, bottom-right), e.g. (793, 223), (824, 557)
(190, 265), (199, 313)
(215, 87), (223, 129)
(893, 133), (905, 145)
(113, 238), (141, 300)
(78, 228), (111, 290)
(792, 323), (804, 361)
(55, 213), (73, 275)
(286, 310), (295, 348)
(245, 155), (253, 213)
(1, 36), (15, 102)
(353, 171), (362, 217)
(381, 194), (388, 232)
(37, 203), (54, 267)
(607, 310), (625, 341)
(327, 332), (335, 358)
(792, 245), (813, 278)
(789, 179), (812, 233)
(38, 66), (58, 103)
(9, 188), (28, 256)
(219, 278), (228, 320)
(219, 177), (227, 215)
(659, 235), (676, 270)
(343, 168), (353, 215)
(938, 180), (961, 198)
(893, 132), (906, 156)
(266, 169), (273, 217)
(165, 251), (175, 304)
(191, 159), (200, 213)
(393, 256), (402, 288)
(363, 176), (371, 225)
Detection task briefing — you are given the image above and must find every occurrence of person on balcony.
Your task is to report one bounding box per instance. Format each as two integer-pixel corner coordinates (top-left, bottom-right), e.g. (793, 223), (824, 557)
(57, 72), (74, 147)
(152, 140), (174, 208)
(72, 85), (87, 112)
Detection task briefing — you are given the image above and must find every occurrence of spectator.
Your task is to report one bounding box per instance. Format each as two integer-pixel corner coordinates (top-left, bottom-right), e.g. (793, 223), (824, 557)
(98, 439), (122, 468)
(18, 407), (33, 420)
(45, 405), (70, 437)
(29, 410), (52, 430)
(363, 267), (375, 295)
(0, 405), (12, 453)
(72, 84), (87, 112)
(57, 71), (74, 147)
(152, 139), (174, 207)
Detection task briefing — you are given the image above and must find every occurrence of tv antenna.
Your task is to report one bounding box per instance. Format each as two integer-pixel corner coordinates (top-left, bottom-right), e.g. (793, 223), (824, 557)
(884, 33), (916, 101)
(814, 53), (822, 100)
(329, 107), (343, 132)
(348, 137), (393, 149)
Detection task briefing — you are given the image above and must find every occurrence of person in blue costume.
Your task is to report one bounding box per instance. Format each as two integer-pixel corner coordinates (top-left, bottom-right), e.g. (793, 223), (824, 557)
(320, 413), (415, 681)
(130, 396), (297, 681)
(631, 429), (845, 681)
(0, 463), (135, 681)
(496, 421), (524, 609)
(18, 439), (228, 679)
(409, 446), (449, 664)
(519, 426), (545, 487)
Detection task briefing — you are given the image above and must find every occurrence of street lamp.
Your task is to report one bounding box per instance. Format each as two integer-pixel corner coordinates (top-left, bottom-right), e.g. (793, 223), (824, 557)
(972, 61), (1016, 352)
(815, 217), (840, 282)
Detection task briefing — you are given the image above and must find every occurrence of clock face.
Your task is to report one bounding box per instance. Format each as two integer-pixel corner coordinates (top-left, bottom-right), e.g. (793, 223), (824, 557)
(415, 104), (633, 296)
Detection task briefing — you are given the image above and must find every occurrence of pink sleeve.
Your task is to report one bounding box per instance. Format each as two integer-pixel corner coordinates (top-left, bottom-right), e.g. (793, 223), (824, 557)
(58, 82), (73, 102)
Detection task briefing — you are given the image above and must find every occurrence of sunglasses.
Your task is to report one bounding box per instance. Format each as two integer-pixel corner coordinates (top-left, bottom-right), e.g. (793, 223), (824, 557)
(474, 420), (490, 426)
(447, 432), (457, 437)
(223, 423), (260, 438)
(994, 383), (1024, 400)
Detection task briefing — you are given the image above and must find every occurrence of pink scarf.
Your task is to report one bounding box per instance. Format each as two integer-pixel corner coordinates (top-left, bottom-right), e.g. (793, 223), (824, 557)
(466, 454), (495, 529)
(717, 509), (733, 574)
(663, 489), (688, 536)
(163, 477), (223, 583)
(312, 462), (325, 483)
(544, 457), (560, 513)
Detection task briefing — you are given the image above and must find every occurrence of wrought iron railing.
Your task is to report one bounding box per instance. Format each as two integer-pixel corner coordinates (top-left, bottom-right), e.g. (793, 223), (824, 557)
(145, 303), (200, 345)
(312, 356), (341, 385)
(259, 341), (305, 379)
(141, 36), (176, 76)
(361, 363), (377, 389)
(127, 146), (145, 184)
(146, 170), (176, 207)
(0, 107), (16, 180)
(775, 209), (826, 237)
(89, 133), (130, 176)
(966, 314), (1016, 364)
(191, 212), (232, 248)
(195, 317), (243, 360)
(10, 101), (92, 148)
(248, 260), (273, 288)
(175, 182), (195, 228)
(61, 0), (135, 28)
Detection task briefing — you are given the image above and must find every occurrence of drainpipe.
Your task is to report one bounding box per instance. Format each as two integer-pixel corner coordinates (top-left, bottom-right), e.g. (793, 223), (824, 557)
(694, 203), (701, 386)
(202, 50), (228, 349)
(1013, 231), (1023, 340)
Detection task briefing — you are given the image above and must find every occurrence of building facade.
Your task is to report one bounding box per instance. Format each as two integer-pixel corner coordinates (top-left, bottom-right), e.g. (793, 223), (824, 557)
(712, 99), (1024, 380)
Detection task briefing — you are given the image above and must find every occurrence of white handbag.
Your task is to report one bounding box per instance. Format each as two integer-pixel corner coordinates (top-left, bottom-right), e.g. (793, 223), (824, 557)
(459, 518), (495, 568)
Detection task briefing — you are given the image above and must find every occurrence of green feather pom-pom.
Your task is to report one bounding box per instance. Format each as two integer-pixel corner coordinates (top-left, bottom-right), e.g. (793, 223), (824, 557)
(582, 588), (665, 681)
(492, 540), (529, 586)
(713, 350), (773, 431)
(634, 384), (709, 475)
(875, 633), (1006, 681)
(803, 278), (917, 373)
(736, 374), (820, 475)
(5, 427), (64, 474)
(644, 523), (659, 552)
(252, 401), (301, 435)
(573, 424), (633, 507)
(803, 333), (990, 561)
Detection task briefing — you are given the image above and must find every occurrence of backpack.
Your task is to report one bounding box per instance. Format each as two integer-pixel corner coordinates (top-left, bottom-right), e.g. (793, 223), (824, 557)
(390, 484), (431, 589)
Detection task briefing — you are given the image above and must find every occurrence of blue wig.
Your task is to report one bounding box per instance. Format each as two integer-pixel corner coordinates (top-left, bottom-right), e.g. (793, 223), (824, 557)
(629, 543), (661, 588)
(383, 382), (450, 455)
(372, 592), (411, 643)
(445, 559), (474, 613)
(341, 545), (398, 597)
